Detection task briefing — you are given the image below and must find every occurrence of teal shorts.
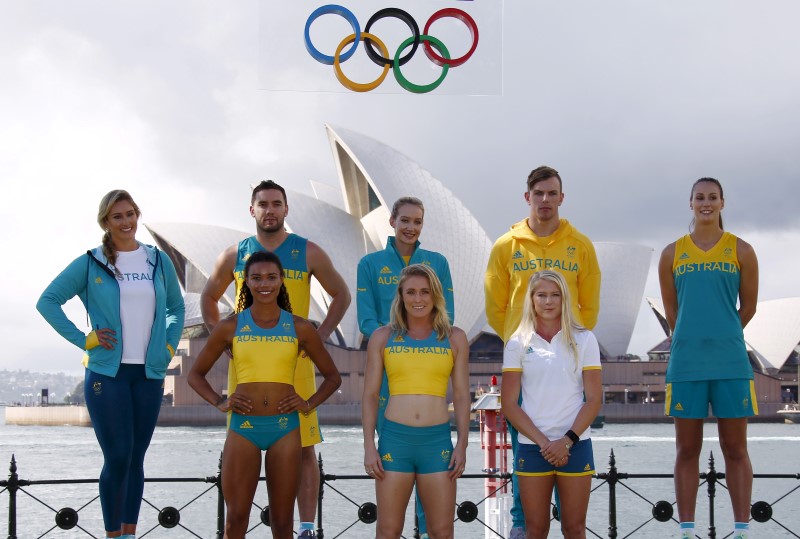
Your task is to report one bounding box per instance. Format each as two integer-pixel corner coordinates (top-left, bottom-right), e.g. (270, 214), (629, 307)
(230, 412), (299, 450)
(515, 439), (595, 476)
(665, 379), (758, 419)
(378, 419), (454, 474)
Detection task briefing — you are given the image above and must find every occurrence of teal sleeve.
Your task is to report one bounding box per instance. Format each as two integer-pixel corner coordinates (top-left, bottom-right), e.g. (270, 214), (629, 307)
(357, 257), (381, 338)
(36, 254), (90, 350)
(439, 257), (455, 324)
(161, 253), (185, 351)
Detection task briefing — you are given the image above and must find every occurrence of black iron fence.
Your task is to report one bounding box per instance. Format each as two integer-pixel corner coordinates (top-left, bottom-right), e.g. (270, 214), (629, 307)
(2, 451), (798, 538)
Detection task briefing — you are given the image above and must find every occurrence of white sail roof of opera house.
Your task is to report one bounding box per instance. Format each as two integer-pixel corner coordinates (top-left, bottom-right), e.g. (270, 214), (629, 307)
(325, 124), (493, 342)
(145, 124), (654, 355)
(646, 296), (800, 371)
(592, 243), (653, 357)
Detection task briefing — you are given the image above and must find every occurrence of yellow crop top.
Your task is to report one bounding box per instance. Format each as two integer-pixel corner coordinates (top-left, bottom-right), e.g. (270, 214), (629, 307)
(232, 308), (298, 385)
(383, 331), (453, 398)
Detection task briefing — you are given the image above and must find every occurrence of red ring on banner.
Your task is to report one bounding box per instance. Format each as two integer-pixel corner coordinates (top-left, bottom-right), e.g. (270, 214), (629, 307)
(422, 8), (479, 68)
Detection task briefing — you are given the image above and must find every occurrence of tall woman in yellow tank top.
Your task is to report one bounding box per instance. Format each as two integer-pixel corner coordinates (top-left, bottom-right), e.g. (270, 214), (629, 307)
(658, 178), (759, 539)
(189, 251), (341, 539)
(362, 264), (470, 539)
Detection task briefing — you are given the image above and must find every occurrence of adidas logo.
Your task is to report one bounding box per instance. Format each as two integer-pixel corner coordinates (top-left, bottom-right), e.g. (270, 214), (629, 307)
(679, 252), (690, 260)
(674, 403), (684, 411)
(380, 266), (392, 274)
(94, 277), (103, 284)
(240, 325), (252, 332)
(526, 346), (534, 354)
(512, 251), (524, 259)
(584, 463), (591, 471)
(240, 420), (254, 429)
(381, 453), (393, 462)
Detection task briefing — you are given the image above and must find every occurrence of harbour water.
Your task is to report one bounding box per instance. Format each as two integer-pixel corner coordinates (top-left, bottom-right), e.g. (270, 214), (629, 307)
(1, 421), (799, 538)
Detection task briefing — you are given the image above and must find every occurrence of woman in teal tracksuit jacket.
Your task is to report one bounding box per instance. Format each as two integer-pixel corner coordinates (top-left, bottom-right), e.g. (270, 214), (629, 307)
(37, 190), (184, 538)
(356, 197), (454, 539)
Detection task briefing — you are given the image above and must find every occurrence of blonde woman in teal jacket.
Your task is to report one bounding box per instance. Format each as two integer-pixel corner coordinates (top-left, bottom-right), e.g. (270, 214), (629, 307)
(37, 190), (184, 539)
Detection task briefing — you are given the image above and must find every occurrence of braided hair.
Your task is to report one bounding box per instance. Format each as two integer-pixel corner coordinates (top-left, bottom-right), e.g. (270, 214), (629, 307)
(236, 251), (292, 313)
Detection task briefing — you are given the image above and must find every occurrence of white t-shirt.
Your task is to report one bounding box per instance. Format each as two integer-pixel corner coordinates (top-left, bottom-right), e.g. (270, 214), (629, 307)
(502, 329), (601, 444)
(114, 247), (156, 365)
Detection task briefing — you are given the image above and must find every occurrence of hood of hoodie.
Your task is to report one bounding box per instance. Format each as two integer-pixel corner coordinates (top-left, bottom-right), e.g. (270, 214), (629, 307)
(87, 242), (159, 275)
(508, 218), (575, 247)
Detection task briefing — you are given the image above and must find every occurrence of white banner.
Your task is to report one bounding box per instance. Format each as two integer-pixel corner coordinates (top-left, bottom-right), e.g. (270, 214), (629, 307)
(259, 0), (503, 95)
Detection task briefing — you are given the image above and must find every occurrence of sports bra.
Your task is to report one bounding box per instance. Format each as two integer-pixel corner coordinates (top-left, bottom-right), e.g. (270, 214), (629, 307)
(232, 308), (298, 385)
(384, 331), (453, 398)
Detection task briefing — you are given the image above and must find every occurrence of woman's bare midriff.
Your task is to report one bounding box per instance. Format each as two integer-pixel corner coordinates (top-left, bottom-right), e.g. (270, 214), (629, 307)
(385, 394), (449, 426)
(234, 382), (295, 416)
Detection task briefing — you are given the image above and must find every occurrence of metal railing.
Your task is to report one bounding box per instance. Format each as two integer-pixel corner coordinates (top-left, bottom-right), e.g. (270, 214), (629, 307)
(2, 451), (799, 538)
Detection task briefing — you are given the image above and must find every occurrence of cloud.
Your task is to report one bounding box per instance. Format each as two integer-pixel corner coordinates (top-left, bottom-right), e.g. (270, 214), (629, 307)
(2, 0), (799, 372)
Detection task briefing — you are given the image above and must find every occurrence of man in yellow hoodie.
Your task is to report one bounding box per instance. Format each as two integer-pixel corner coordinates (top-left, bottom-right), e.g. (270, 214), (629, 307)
(484, 165), (601, 538)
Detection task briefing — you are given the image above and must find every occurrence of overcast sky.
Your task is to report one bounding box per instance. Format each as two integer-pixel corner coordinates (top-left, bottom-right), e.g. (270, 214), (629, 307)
(2, 1), (799, 376)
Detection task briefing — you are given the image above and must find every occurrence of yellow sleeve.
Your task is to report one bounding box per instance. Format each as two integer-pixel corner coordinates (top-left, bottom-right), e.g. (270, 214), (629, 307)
(484, 240), (510, 338)
(578, 241), (602, 330)
(85, 331), (99, 350)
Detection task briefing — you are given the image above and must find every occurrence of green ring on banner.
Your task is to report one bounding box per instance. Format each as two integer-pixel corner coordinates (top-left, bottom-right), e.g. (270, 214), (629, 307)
(393, 35), (450, 94)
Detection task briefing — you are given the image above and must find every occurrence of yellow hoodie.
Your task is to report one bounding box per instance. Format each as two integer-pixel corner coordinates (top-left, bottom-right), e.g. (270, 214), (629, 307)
(484, 218), (601, 341)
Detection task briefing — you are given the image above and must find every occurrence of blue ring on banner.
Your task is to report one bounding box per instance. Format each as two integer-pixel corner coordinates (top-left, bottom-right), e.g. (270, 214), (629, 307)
(304, 5), (361, 66)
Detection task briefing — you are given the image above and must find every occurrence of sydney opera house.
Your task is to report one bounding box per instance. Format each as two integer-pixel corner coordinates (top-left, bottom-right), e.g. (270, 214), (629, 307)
(145, 124), (798, 421)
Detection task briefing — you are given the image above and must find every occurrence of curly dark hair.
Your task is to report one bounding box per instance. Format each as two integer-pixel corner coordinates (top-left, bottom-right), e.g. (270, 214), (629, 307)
(236, 251), (292, 313)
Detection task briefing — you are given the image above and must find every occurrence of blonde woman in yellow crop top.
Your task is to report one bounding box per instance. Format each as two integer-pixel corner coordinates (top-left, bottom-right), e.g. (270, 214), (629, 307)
(189, 251), (341, 539)
(362, 264), (470, 539)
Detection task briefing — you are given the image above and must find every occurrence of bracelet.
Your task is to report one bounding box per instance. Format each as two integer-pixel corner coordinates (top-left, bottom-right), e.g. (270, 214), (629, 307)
(565, 429), (580, 445)
(215, 395), (227, 407)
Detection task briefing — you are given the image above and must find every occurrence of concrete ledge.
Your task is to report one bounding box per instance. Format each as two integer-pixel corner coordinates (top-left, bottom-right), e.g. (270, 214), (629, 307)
(4, 406), (92, 427)
(5, 402), (788, 427)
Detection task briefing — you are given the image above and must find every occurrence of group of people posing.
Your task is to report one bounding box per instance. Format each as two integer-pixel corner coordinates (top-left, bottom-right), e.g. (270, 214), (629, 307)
(37, 166), (758, 539)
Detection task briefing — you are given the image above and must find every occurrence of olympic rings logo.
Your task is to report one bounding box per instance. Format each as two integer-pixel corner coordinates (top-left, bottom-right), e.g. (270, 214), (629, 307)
(304, 5), (479, 94)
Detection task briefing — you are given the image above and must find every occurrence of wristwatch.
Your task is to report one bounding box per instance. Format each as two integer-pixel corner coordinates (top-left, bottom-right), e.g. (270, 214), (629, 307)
(564, 429), (580, 450)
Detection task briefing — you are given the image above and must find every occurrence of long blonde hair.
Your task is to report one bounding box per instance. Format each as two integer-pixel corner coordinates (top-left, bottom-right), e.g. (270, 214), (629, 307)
(97, 190), (141, 269)
(511, 270), (584, 368)
(389, 264), (451, 340)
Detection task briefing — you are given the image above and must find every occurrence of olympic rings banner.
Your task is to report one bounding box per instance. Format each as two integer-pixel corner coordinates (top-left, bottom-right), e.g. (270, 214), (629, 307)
(259, 0), (503, 95)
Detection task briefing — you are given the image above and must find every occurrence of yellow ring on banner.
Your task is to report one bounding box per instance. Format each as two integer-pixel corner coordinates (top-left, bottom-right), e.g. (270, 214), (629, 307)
(333, 33), (390, 92)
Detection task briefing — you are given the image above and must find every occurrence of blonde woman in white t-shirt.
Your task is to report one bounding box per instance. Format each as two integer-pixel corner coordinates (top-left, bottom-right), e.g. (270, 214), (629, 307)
(38, 190), (184, 539)
(501, 270), (602, 539)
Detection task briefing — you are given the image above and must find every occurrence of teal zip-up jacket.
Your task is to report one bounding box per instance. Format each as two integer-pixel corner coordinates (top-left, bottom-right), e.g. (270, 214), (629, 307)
(36, 243), (185, 379)
(357, 237), (455, 338)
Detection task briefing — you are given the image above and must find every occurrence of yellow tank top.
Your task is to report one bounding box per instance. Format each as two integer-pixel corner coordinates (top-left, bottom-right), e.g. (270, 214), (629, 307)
(384, 331), (453, 398)
(232, 308), (298, 385)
